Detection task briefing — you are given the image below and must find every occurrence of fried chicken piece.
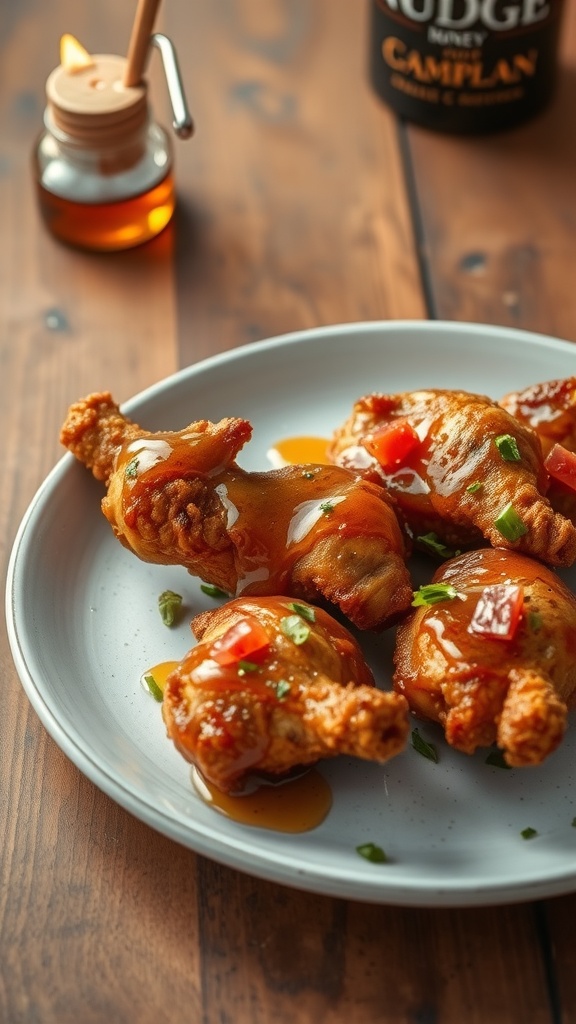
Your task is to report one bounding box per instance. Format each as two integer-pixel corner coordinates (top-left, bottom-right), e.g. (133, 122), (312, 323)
(500, 377), (576, 523)
(163, 596), (409, 792)
(500, 377), (576, 458)
(328, 388), (576, 566)
(393, 548), (576, 766)
(60, 392), (413, 629)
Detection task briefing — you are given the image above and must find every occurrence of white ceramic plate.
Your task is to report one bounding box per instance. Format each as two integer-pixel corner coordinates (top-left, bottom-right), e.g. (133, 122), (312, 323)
(7, 320), (576, 907)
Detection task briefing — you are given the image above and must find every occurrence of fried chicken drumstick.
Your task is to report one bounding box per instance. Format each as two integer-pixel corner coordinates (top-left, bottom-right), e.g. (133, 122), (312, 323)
(328, 388), (576, 566)
(163, 596), (409, 792)
(393, 548), (576, 767)
(60, 392), (413, 630)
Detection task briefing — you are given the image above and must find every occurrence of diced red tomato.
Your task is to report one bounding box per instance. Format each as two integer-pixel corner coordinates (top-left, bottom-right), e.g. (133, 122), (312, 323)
(468, 584), (524, 641)
(362, 419), (420, 470)
(210, 615), (270, 666)
(544, 443), (576, 493)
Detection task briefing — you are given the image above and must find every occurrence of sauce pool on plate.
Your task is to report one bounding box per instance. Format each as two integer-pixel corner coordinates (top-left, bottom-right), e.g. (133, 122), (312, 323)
(142, 661), (332, 831)
(267, 436), (330, 468)
(191, 766), (332, 833)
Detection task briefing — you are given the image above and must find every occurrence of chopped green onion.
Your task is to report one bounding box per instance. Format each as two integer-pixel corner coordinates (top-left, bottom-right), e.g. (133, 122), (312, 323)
(411, 583), (459, 607)
(125, 457), (139, 479)
(528, 611), (543, 633)
(466, 481), (483, 494)
(356, 842), (388, 864)
(485, 748), (511, 769)
(158, 590), (183, 627)
(200, 583), (228, 599)
(521, 827), (538, 840)
(494, 503), (528, 542)
(237, 660), (259, 675)
(319, 501), (334, 515)
(144, 674), (163, 702)
(275, 680), (291, 700)
(411, 728), (439, 763)
(495, 434), (521, 462)
(416, 532), (457, 559)
(302, 470), (315, 480)
(280, 614), (310, 645)
(286, 601), (316, 623)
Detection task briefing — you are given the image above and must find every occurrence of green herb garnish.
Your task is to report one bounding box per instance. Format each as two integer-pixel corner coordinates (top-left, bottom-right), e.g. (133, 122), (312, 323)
(466, 481), (483, 494)
(144, 674), (163, 702)
(416, 532), (457, 559)
(275, 680), (291, 700)
(495, 434), (521, 462)
(319, 501), (335, 516)
(302, 470), (315, 480)
(521, 827), (538, 840)
(125, 457), (139, 479)
(238, 660), (259, 675)
(200, 583), (228, 599)
(158, 589), (183, 627)
(411, 583), (459, 607)
(528, 611), (543, 633)
(485, 748), (511, 769)
(280, 614), (310, 645)
(356, 842), (388, 864)
(494, 503), (528, 542)
(286, 601), (316, 623)
(411, 728), (439, 763)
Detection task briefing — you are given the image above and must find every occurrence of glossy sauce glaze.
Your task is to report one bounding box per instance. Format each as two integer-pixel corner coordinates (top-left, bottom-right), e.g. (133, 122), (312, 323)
(394, 547), (576, 723)
(116, 428), (404, 598)
(161, 594), (395, 806)
(141, 655), (333, 831)
(500, 377), (576, 455)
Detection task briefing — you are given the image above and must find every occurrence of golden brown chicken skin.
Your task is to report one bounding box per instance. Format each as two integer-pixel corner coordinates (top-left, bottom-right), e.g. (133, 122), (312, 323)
(500, 377), (576, 524)
(393, 548), (576, 767)
(328, 388), (576, 566)
(163, 596), (409, 793)
(60, 392), (413, 630)
(500, 377), (576, 458)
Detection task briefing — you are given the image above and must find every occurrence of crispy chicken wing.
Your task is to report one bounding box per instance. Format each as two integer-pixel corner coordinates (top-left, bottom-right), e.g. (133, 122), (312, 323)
(163, 596), (409, 792)
(60, 392), (413, 629)
(500, 377), (576, 458)
(328, 388), (576, 566)
(500, 377), (576, 523)
(393, 548), (576, 766)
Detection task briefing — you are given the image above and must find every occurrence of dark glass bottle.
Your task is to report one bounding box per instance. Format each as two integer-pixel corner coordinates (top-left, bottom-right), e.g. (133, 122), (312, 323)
(369, 0), (566, 134)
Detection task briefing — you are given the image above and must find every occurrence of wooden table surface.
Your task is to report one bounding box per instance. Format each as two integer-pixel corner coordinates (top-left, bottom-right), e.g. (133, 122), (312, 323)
(2, 1), (576, 1021)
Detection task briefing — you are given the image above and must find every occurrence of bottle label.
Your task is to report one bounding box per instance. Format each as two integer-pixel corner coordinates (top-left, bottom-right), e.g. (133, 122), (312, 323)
(370, 0), (565, 131)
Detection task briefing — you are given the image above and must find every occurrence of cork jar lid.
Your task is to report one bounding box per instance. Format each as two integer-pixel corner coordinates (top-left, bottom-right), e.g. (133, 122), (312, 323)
(46, 54), (148, 144)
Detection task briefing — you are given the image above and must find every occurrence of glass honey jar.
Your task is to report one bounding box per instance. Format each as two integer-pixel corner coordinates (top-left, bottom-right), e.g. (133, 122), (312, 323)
(34, 34), (192, 251)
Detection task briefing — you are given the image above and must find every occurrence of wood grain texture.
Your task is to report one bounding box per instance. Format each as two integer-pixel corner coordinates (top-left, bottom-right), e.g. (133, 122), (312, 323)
(405, 1), (576, 337)
(0, 1), (573, 1022)
(166, 0), (426, 361)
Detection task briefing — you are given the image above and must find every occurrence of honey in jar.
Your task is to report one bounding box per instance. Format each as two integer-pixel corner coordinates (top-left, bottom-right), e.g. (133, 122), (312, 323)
(33, 33), (192, 251)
